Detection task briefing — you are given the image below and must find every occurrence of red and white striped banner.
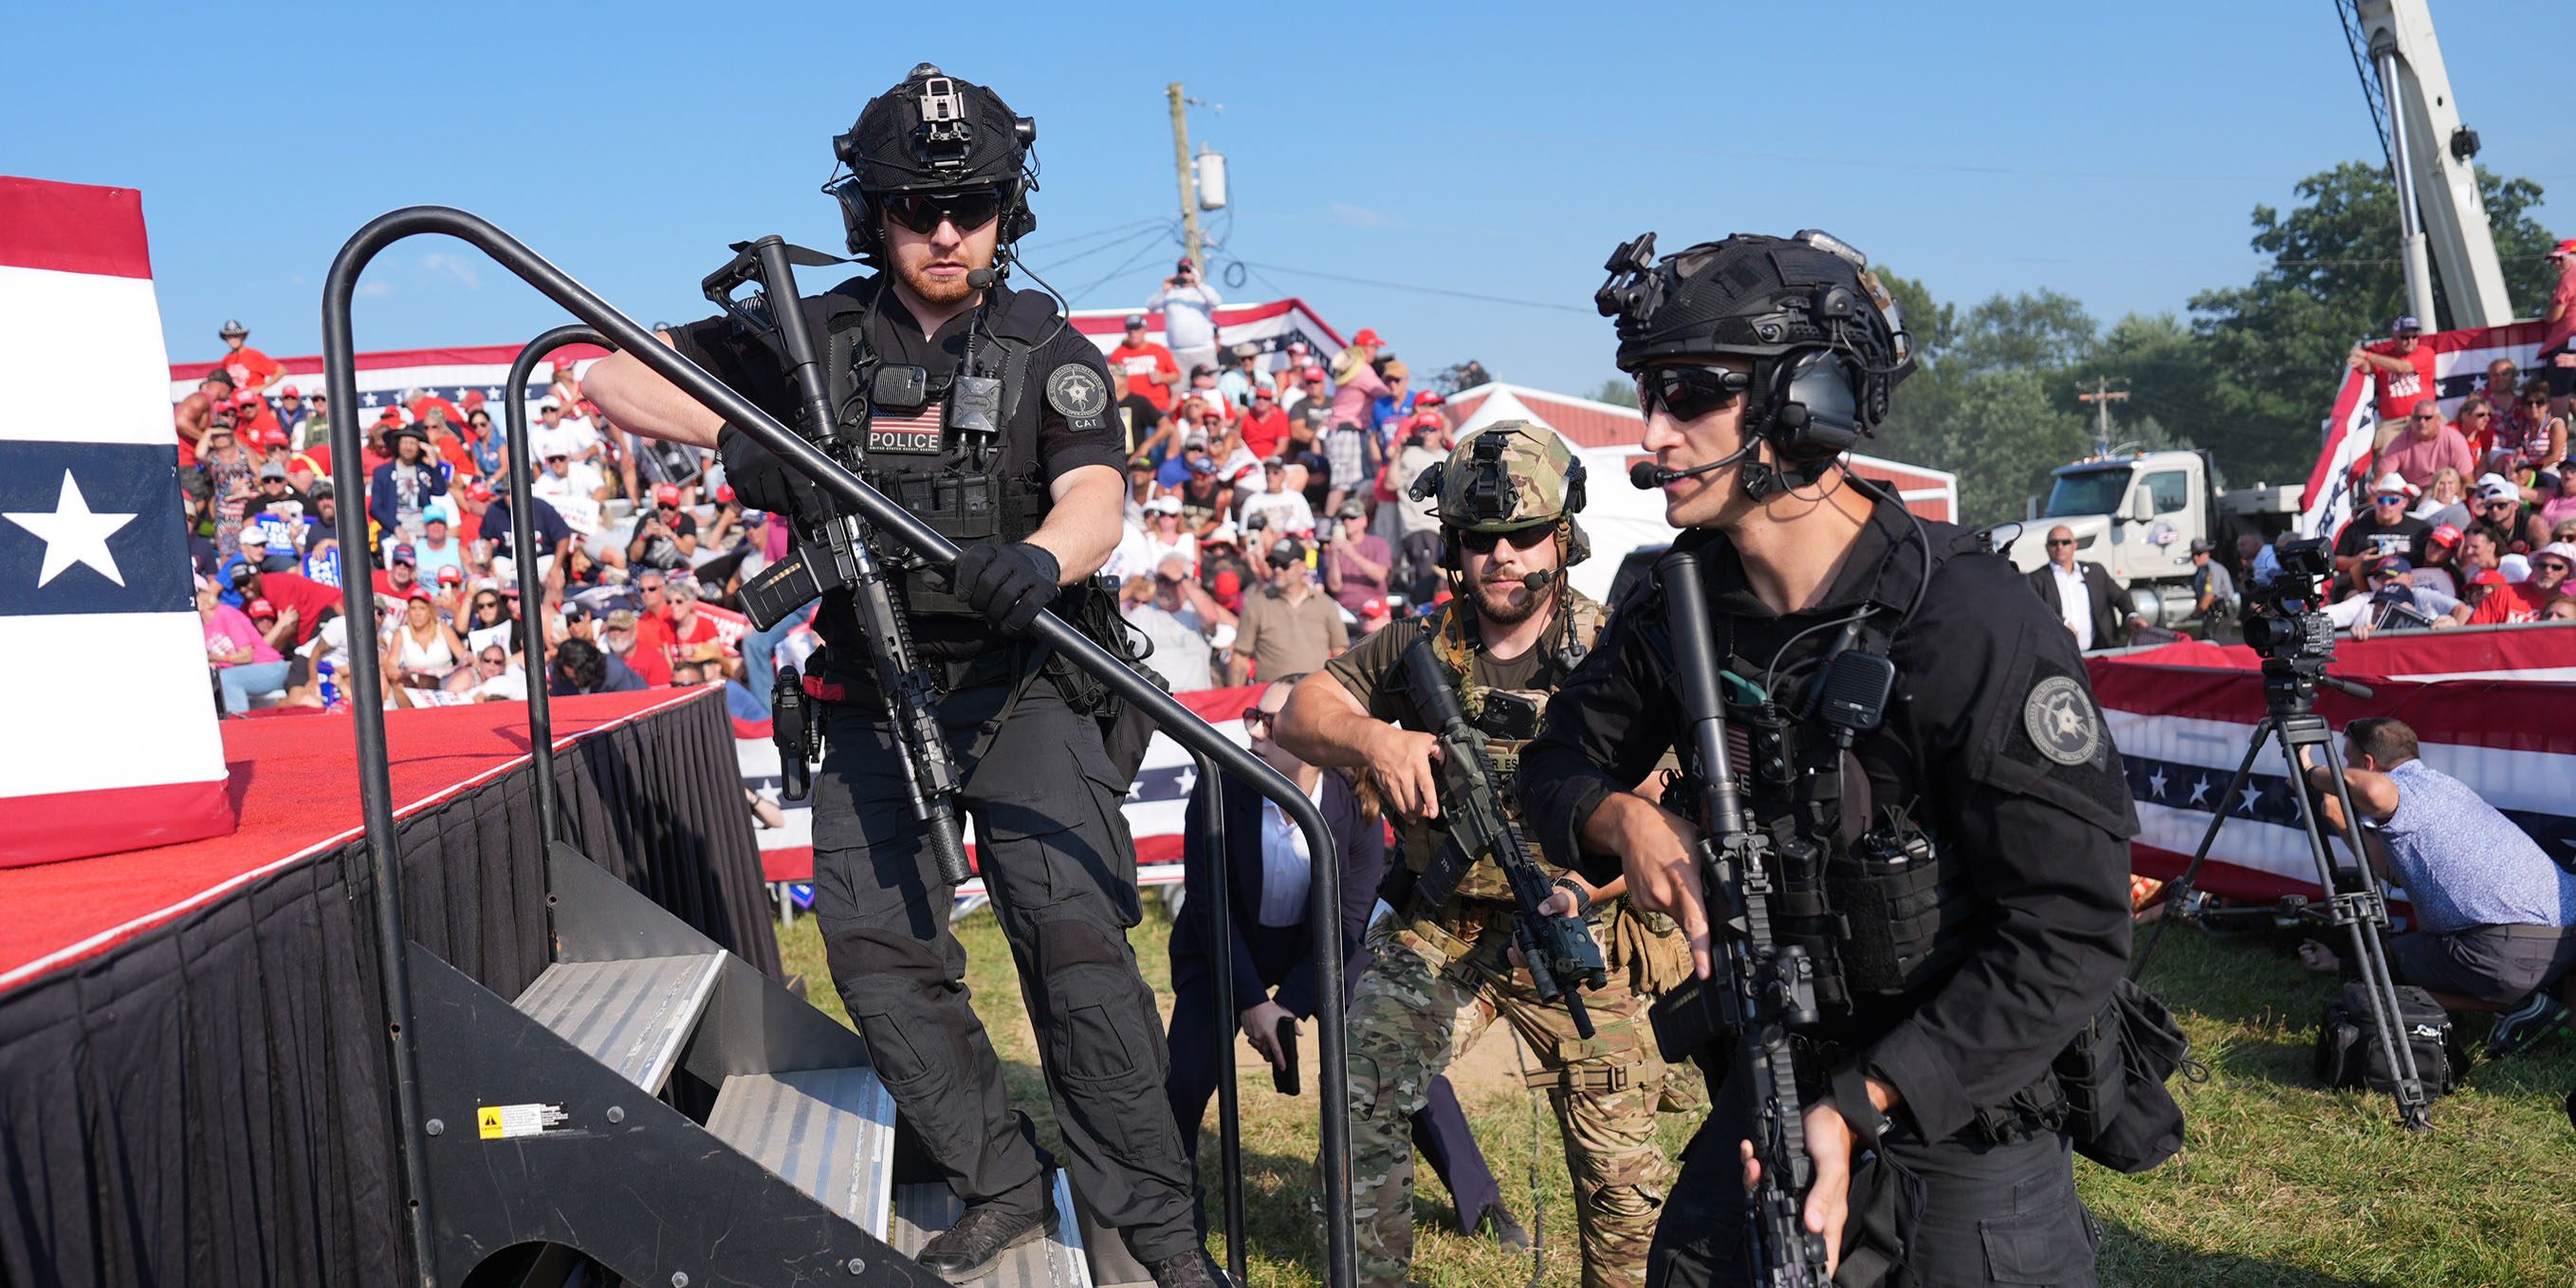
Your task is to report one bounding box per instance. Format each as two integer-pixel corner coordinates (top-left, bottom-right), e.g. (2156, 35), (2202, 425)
(2089, 630), (2576, 908)
(738, 684), (1265, 892)
(2301, 319), (2551, 539)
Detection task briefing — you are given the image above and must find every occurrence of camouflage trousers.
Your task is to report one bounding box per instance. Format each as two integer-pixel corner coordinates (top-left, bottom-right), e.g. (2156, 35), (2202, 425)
(1341, 911), (1673, 1288)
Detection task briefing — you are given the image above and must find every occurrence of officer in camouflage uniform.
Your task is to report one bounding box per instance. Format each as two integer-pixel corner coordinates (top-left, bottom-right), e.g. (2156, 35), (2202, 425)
(1276, 421), (1684, 1288)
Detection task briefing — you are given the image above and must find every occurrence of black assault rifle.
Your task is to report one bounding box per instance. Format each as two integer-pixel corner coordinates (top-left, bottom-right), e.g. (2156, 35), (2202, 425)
(1395, 635), (1607, 1038)
(706, 236), (973, 888)
(1652, 546), (1831, 1287)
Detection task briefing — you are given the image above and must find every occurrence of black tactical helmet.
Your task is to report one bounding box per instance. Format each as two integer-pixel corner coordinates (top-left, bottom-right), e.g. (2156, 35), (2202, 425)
(827, 64), (1038, 263)
(1595, 230), (1913, 479)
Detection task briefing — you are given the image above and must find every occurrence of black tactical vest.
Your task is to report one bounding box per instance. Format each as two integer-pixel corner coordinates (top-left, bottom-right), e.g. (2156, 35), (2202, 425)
(819, 301), (1047, 616)
(1722, 546), (1983, 1017)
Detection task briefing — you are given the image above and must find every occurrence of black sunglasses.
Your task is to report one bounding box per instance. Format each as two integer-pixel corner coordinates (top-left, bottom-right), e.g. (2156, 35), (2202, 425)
(1241, 708), (1277, 730)
(1639, 364), (1751, 421)
(1460, 524), (1555, 554)
(2047, 538), (2076, 547)
(880, 188), (1003, 235)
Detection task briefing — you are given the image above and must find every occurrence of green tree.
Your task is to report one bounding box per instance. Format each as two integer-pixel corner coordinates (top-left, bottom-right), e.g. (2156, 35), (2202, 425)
(1591, 377), (1639, 409)
(2189, 160), (2555, 487)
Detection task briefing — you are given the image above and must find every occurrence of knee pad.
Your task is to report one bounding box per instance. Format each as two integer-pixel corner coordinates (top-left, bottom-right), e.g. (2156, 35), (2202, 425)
(1028, 917), (1157, 1083)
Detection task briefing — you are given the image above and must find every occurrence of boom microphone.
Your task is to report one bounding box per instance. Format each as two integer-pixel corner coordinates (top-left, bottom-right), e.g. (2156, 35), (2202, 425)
(1519, 570), (1556, 591)
(966, 267), (998, 289)
(1629, 458), (1731, 489)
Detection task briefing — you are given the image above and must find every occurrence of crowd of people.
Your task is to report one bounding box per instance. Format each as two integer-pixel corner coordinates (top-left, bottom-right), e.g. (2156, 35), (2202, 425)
(179, 321), (782, 718)
(175, 307), (1457, 720)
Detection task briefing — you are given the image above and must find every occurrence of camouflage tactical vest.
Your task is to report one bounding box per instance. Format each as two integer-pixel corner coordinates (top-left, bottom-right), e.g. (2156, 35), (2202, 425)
(1396, 590), (1610, 906)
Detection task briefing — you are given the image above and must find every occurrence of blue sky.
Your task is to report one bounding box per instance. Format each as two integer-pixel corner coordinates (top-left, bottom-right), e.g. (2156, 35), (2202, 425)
(12, 1), (2573, 398)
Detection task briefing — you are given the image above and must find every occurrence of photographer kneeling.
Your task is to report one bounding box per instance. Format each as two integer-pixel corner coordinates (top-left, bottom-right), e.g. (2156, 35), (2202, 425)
(2295, 717), (2576, 1056)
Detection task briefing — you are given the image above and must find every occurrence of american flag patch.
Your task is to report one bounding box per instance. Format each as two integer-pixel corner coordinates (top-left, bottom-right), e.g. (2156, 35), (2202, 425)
(866, 403), (945, 454)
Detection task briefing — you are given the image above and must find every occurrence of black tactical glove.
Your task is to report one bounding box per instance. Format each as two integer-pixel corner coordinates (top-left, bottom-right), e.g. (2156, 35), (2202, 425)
(716, 425), (832, 524)
(950, 540), (1061, 635)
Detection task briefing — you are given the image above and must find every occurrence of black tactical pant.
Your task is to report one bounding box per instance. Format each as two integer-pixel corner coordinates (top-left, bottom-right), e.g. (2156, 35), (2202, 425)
(810, 670), (1197, 1262)
(1649, 1054), (2101, 1288)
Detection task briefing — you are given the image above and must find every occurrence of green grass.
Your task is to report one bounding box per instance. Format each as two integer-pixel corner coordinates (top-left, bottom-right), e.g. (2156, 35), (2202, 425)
(777, 906), (2576, 1287)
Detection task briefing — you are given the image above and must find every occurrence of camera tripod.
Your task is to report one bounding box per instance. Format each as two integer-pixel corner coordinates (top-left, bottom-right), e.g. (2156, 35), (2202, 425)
(2131, 656), (2434, 1132)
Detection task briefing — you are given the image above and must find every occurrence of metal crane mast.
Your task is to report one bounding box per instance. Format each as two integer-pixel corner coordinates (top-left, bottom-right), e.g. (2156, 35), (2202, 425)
(2340, 0), (2513, 327)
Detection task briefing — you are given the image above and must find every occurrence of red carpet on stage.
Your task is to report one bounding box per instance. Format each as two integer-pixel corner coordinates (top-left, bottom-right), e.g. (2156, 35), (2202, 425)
(0, 689), (698, 992)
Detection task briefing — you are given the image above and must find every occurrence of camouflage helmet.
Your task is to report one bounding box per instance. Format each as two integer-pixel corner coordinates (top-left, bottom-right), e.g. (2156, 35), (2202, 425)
(1409, 419), (1591, 558)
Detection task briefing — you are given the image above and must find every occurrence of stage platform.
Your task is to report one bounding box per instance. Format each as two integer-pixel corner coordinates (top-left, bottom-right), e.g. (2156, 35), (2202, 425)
(0, 687), (776, 1286)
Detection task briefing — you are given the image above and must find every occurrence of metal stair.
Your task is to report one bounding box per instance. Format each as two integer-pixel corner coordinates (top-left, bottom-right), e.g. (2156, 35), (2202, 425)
(403, 840), (1109, 1288)
(892, 1171), (1097, 1288)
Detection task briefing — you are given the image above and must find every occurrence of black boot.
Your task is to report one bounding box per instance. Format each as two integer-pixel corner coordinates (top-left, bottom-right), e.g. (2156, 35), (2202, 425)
(1144, 1249), (1228, 1288)
(915, 1190), (1057, 1283)
(1474, 1203), (1532, 1253)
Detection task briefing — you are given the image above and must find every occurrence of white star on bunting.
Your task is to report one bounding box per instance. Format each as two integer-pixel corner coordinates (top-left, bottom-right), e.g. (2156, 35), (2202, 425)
(5, 471), (137, 587)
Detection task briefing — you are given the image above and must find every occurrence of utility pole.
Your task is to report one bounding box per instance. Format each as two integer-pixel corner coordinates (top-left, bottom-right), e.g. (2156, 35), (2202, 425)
(1167, 83), (1204, 275)
(2077, 377), (2129, 457)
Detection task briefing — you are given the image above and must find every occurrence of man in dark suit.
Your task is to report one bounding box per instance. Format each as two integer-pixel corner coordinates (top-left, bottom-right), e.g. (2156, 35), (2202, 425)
(2028, 524), (2144, 651)
(1164, 677), (1525, 1248)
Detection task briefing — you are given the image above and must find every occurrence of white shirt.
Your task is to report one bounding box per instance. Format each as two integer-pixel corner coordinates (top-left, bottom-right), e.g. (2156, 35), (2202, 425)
(1257, 774), (1327, 928)
(1102, 522), (1160, 582)
(531, 420), (599, 463)
(1123, 601), (1213, 692)
(1238, 488), (1315, 536)
(532, 467), (605, 536)
(2051, 561), (2093, 650)
(1148, 281), (1224, 355)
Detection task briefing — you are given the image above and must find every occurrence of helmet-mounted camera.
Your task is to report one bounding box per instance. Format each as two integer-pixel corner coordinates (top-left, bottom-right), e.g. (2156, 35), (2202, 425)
(826, 64), (1040, 267)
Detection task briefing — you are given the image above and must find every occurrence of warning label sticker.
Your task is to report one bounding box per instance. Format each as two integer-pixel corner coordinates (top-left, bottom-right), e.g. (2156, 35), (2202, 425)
(477, 1103), (568, 1140)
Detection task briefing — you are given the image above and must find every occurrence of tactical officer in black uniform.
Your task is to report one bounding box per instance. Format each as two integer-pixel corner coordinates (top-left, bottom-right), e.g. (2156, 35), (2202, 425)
(1519, 231), (2139, 1288)
(582, 65), (1217, 1288)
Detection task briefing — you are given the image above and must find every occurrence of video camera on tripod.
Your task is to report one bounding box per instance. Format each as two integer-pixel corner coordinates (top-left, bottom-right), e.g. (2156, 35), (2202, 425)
(2134, 534), (2436, 1130)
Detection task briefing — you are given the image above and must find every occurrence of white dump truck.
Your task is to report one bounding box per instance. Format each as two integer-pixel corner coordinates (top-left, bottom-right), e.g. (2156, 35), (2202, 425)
(1986, 450), (2303, 630)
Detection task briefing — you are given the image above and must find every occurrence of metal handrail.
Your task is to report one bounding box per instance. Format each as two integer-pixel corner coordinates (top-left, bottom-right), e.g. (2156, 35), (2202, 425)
(499, 324), (605, 849)
(321, 205), (1354, 1288)
(1192, 750), (1247, 1288)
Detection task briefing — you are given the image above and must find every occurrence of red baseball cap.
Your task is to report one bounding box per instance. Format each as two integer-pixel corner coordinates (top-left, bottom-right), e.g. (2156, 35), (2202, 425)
(247, 597), (276, 617)
(2551, 240), (2576, 258)
(1214, 570), (1242, 598)
(460, 389), (486, 408)
(1414, 392), (1446, 408)
(435, 565), (463, 584)
(2429, 524), (2463, 546)
(1352, 328), (1384, 347)
(1252, 386), (1277, 402)
(263, 428), (290, 449)
(467, 481), (494, 504)
(280, 384), (301, 398)
(654, 484), (684, 506)
(716, 483), (736, 505)
(233, 390), (264, 408)
(1359, 596), (1389, 618)
(407, 586), (433, 601)
(377, 407), (403, 423)
(1302, 365), (1327, 382)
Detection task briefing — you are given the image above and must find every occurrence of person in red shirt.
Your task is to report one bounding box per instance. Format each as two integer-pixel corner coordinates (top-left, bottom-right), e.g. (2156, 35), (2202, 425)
(215, 321), (285, 395)
(2538, 241), (2576, 422)
(1239, 385), (1291, 461)
(2439, 567), (2544, 627)
(2351, 315), (2438, 449)
(419, 406), (478, 478)
(1111, 313), (1181, 412)
(631, 567), (681, 679)
(225, 562), (339, 648)
(231, 388), (279, 444)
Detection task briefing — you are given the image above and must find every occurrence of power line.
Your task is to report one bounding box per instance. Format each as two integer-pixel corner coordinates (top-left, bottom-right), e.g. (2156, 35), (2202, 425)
(1071, 234), (1180, 304)
(1023, 223), (1169, 277)
(1231, 259), (1592, 314)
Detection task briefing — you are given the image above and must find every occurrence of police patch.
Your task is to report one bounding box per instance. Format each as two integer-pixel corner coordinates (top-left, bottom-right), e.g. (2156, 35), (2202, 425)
(1045, 363), (1111, 421)
(2021, 674), (2102, 767)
